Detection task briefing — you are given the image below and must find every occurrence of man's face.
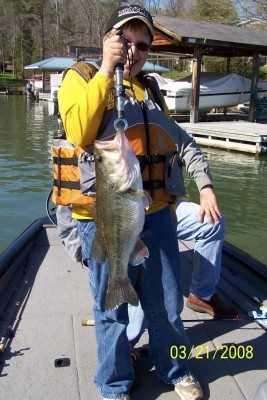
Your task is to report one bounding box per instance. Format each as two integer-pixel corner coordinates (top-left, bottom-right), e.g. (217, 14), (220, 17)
(121, 25), (151, 80)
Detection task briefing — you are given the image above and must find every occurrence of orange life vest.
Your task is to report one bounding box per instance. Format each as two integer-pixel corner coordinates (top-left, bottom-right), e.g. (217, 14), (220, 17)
(52, 62), (184, 206)
(52, 139), (94, 206)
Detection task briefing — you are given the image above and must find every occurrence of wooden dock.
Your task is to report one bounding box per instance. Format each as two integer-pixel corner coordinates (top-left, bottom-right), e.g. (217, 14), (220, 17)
(178, 120), (267, 154)
(38, 92), (51, 101)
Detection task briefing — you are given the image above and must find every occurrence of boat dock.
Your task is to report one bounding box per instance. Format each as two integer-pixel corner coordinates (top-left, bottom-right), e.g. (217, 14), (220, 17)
(0, 219), (266, 399)
(178, 120), (267, 154)
(38, 92), (52, 101)
(0, 87), (24, 95)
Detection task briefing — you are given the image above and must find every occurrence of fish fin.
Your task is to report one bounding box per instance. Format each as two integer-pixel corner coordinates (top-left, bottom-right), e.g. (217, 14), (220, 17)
(143, 190), (152, 210)
(125, 189), (152, 209)
(105, 277), (139, 310)
(90, 233), (107, 262)
(129, 238), (149, 266)
(125, 188), (144, 196)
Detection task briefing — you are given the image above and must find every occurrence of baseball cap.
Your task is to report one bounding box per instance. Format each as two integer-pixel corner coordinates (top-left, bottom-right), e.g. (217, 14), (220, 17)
(105, 4), (154, 38)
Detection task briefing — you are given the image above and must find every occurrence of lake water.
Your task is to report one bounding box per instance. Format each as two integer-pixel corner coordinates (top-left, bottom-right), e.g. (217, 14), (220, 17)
(0, 95), (266, 265)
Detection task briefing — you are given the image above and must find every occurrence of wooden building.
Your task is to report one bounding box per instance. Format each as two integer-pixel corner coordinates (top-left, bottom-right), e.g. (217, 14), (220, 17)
(151, 16), (267, 123)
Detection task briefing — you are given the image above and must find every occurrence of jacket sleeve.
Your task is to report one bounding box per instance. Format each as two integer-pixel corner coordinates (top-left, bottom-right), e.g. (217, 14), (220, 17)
(58, 69), (114, 146)
(174, 121), (213, 192)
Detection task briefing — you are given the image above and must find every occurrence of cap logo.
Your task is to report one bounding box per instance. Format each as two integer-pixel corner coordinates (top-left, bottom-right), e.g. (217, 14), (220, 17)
(118, 6), (153, 24)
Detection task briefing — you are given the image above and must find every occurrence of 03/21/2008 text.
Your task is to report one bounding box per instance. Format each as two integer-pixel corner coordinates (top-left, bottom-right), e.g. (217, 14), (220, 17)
(169, 344), (254, 360)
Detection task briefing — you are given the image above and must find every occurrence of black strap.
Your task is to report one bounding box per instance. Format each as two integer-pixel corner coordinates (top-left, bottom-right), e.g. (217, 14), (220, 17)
(137, 72), (164, 110)
(53, 156), (78, 166)
(143, 180), (165, 191)
(53, 179), (80, 190)
(137, 154), (166, 172)
(139, 101), (154, 196)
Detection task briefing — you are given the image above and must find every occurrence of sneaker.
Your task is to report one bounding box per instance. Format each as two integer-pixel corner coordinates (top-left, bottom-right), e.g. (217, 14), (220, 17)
(131, 351), (142, 387)
(187, 293), (238, 319)
(175, 374), (203, 400)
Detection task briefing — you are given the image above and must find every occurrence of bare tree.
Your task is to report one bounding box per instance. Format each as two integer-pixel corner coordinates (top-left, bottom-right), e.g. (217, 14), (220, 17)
(163, 0), (195, 18)
(235, 0), (267, 22)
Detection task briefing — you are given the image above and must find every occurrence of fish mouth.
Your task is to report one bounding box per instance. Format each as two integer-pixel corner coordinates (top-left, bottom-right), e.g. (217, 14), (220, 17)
(94, 140), (120, 161)
(94, 139), (118, 150)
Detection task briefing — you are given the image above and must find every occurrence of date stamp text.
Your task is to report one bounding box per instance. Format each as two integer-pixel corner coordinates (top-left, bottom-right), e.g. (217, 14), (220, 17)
(170, 344), (254, 360)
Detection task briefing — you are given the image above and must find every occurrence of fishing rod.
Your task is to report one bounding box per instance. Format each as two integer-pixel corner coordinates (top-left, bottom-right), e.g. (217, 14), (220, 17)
(182, 316), (267, 322)
(114, 30), (128, 132)
(81, 316), (267, 324)
(182, 315), (267, 332)
(0, 265), (33, 355)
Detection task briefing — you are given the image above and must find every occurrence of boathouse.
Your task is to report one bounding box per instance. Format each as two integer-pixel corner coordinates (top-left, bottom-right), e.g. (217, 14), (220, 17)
(151, 16), (267, 123)
(148, 16), (267, 154)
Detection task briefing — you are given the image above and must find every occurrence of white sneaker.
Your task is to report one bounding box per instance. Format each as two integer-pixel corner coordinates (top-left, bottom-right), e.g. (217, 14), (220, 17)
(175, 374), (203, 400)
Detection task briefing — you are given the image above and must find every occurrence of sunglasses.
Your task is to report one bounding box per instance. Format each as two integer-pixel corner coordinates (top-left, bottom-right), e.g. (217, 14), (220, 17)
(125, 39), (150, 52)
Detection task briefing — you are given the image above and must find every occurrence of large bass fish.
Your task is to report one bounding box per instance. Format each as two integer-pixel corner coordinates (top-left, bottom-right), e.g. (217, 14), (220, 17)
(91, 126), (150, 310)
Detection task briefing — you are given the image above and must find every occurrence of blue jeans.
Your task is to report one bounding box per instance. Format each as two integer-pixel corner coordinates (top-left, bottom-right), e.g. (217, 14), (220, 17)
(77, 206), (190, 399)
(177, 199), (225, 299)
(127, 199), (226, 350)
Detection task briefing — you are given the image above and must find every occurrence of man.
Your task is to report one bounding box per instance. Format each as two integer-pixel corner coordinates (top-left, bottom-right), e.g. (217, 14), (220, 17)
(57, 4), (227, 400)
(127, 199), (237, 352)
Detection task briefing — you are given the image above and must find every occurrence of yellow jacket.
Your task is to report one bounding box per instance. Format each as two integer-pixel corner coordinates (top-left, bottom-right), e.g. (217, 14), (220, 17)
(58, 66), (173, 219)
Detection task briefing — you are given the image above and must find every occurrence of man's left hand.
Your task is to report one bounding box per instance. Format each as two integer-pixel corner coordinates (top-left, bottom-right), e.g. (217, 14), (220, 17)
(198, 186), (222, 224)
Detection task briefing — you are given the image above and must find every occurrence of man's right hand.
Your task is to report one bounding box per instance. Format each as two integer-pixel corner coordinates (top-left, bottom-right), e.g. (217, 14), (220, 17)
(99, 32), (127, 79)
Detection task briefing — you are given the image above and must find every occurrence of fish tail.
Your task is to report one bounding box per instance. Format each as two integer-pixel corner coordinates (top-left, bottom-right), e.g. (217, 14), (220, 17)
(105, 278), (139, 310)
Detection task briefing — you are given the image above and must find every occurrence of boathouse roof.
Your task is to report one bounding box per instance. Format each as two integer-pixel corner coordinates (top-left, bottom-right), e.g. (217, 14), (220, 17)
(152, 16), (267, 57)
(24, 57), (170, 74)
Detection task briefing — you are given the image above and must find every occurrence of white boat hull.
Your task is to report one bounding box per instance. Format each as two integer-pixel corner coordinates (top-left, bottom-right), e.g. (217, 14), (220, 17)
(164, 91), (254, 113)
(150, 72), (267, 113)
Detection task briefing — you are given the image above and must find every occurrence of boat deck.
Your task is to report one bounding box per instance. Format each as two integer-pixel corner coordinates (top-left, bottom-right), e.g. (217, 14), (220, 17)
(1, 222), (267, 400)
(178, 120), (267, 154)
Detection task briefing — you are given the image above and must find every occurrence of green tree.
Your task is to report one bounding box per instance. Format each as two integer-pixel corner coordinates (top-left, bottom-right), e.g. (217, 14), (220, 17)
(195, 0), (239, 24)
(194, 0), (240, 73)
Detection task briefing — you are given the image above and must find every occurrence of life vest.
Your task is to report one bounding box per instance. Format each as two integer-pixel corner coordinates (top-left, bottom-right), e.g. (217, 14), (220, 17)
(97, 98), (182, 203)
(52, 62), (185, 206)
(52, 62), (109, 206)
(52, 139), (94, 206)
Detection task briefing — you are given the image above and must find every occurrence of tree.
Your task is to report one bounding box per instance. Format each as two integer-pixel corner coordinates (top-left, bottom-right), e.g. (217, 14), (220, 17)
(195, 0), (239, 25)
(163, 0), (194, 18)
(193, 0), (240, 74)
(235, 0), (267, 22)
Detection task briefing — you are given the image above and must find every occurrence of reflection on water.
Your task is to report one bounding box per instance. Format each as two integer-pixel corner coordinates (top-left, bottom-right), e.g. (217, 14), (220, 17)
(0, 96), (266, 265)
(0, 96), (58, 253)
(186, 148), (267, 265)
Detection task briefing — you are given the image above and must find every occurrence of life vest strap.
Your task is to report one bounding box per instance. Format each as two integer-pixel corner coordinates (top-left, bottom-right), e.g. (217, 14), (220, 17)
(143, 180), (165, 190)
(137, 154), (166, 172)
(53, 156), (78, 166)
(53, 179), (81, 190)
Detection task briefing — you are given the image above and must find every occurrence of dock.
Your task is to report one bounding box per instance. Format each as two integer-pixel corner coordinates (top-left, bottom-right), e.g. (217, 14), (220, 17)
(178, 120), (267, 154)
(0, 220), (266, 400)
(38, 92), (52, 101)
(0, 87), (24, 95)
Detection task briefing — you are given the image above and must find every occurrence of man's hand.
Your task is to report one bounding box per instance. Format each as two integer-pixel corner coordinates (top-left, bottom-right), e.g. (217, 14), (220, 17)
(198, 186), (222, 224)
(100, 33), (127, 79)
